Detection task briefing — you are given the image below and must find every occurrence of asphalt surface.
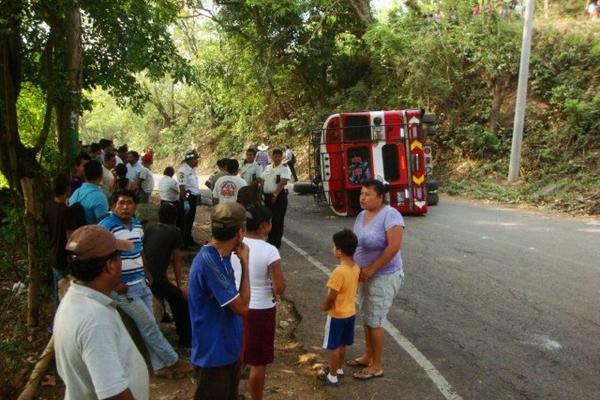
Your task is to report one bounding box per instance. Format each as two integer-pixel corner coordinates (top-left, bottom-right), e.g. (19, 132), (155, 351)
(280, 191), (600, 400)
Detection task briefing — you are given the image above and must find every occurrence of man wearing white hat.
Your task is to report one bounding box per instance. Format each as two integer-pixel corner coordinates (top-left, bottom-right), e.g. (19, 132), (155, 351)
(255, 143), (270, 173)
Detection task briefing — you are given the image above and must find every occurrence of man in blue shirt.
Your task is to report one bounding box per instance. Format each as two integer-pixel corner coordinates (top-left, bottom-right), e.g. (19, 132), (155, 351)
(188, 202), (251, 400)
(68, 160), (109, 225)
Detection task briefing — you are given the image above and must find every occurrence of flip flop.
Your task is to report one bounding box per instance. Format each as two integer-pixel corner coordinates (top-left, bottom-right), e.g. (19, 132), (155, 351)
(345, 358), (369, 367)
(352, 369), (384, 380)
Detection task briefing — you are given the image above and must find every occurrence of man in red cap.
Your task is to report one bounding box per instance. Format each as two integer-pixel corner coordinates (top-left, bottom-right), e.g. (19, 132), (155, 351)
(138, 151), (155, 203)
(54, 225), (149, 400)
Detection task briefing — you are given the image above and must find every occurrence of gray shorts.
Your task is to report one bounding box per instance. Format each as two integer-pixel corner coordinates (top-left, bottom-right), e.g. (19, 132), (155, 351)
(357, 269), (404, 328)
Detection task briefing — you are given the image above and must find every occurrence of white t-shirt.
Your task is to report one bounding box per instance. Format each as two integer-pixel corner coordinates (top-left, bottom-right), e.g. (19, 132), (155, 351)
(54, 283), (149, 400)
(212, 175), (247, 204)
(158, 175), (180, 202)
(101, 166), (114, 197)
(239, 162), (261, 185)
(126, 162), (143, 182)
(139, 166), (154, 194)
(261, 163), (291, 194)
(231, 237), (281, 309)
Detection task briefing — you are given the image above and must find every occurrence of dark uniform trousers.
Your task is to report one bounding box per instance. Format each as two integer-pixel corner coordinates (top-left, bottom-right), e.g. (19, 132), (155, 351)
(183, 193), (198, 245)
(264, 190), (288, 249)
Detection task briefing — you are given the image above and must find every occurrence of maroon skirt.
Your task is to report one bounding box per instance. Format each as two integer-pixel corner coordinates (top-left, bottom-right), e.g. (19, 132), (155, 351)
(241, 307), (276, 366)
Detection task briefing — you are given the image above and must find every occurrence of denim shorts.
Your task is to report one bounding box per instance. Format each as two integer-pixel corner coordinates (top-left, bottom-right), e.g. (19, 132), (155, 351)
(357, 269), (404, 328)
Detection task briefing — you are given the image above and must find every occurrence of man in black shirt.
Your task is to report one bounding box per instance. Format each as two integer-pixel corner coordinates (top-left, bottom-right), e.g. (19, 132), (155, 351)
(43, 174), (84, 304)
(144, 203), (192, 348)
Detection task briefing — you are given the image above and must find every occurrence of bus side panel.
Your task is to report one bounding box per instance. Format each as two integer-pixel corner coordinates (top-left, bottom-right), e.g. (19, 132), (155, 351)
(384, 110), (402, 141)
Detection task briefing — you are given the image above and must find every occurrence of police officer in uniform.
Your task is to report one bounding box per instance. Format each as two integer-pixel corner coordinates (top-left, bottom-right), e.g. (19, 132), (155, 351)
(261, 148), (291, 249)
(177, 150), (202, 248)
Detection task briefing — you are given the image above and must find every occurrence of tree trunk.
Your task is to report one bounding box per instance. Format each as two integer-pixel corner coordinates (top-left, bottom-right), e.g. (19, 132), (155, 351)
(21, 178), (41, 332)
(345, 0), (373, 26)
(55, 6), (82, 168)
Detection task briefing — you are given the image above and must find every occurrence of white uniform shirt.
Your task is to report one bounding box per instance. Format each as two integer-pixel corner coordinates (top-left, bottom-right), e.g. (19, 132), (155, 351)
(54, 283), (149, 400)
(158, 175), (180, 202)
(239, 162), (261, 185)
(231, 237), (281, 309)
(139, 166), (154, 194)
(176, 162), (200, 195)
(261, 163), (291, 194)
(213, 175), (247, 204)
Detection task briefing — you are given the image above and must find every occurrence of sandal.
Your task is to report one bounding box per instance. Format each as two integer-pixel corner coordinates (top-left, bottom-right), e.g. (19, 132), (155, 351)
(352, 369), (384, 380)
(345, 358), (369, 368)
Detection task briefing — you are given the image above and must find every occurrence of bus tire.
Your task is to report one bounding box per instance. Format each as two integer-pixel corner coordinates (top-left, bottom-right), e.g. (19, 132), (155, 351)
(293, 182), (318, 194)
(427, 192), (439, 206)
(426, 180), (439, 192)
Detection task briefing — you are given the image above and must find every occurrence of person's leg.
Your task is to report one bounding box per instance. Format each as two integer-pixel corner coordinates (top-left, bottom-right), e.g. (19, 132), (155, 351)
(227, 361), (242, 400)
(329, 348), (342, 377)
(194, 364), (234, 400)
(288, 162), (297, 181)
(158, 281), (191, 346)
(115, 283), (178, 371)
(184, 194), (198, 245)
(368, 327), (385, 373)
(338, 345), (347, 373)
(267, 192), (287, 248)
(248, 364), (266, 400)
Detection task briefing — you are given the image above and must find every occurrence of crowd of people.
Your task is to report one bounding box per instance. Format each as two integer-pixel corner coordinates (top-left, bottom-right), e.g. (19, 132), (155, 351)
(44, 139), (406, 400)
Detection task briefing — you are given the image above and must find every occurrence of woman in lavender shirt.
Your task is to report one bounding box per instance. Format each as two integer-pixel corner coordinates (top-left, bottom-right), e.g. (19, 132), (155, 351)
(349, 180), (405, 380)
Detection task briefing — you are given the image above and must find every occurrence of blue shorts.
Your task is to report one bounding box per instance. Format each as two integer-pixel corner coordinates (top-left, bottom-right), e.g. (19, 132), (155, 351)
(322, 315), (355, 350)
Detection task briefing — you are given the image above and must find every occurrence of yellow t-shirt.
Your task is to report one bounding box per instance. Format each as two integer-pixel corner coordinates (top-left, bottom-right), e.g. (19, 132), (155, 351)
(326, 263), (360, 318)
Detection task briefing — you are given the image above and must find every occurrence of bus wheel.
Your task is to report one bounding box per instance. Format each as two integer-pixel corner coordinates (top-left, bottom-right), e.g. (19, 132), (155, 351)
(426, 179), (439, 192)
(427, 192), (439, 206)
(293, 182), (318, 194)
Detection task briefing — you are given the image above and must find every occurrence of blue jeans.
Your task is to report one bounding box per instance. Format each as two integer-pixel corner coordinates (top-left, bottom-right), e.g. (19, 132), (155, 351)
(112, 281), (178, 371)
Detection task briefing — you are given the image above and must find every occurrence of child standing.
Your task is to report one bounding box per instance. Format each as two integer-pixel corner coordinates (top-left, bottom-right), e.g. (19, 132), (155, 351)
(319, 229), (360, 386)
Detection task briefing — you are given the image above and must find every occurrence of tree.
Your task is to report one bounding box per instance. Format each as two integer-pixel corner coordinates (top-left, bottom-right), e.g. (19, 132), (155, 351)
(0, 0), (189, 331)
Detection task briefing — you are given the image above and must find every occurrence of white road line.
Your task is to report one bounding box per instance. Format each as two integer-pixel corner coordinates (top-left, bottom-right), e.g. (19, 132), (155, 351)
(282, 236), (464, 400)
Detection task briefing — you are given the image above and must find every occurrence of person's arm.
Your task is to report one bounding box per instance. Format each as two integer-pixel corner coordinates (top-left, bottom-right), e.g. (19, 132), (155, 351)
(320, 288), (338, 312)
(93, 193), (109, 222)
(359, 225), (404, 282)
(106, 389), (135, 400)
(268, 260), (285, 296)
(171, 248), (187, 299)
(141, 251), (153, 286)
(227, 242), (250, 316)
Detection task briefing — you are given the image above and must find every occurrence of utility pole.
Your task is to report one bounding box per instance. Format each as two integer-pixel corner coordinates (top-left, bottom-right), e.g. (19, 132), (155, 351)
(508, 0), (535, 183)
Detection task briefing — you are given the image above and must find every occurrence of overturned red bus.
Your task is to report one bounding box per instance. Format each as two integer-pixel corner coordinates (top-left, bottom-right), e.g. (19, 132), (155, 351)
(296, 109), (438, 216)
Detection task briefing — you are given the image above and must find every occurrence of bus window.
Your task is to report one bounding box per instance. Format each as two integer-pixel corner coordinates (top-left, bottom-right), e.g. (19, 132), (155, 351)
(382, 144), (400, 182)
(348, 147), (371, 185)
(344, 115), (371, 141)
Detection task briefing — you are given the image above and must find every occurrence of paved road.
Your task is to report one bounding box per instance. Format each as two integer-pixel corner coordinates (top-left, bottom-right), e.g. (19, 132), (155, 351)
(280, 192), (600, 400)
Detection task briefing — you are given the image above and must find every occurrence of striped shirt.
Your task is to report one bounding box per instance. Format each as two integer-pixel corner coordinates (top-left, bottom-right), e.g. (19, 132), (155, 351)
(98, 213), (145, 284)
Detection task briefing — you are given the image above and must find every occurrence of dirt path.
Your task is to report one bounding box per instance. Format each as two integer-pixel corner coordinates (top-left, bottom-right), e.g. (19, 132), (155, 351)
(35, 204), (332, 400)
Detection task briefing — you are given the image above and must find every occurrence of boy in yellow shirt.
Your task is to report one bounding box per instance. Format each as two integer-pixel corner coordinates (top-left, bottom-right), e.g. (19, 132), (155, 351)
(319, 229), (360, 386)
